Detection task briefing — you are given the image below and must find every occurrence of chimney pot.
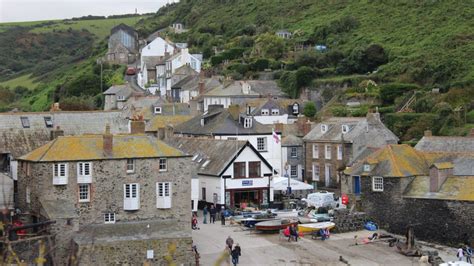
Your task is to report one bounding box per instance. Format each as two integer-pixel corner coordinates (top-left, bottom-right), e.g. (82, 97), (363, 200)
(198, 81), (205, 95)
(103, 124), (113, 155)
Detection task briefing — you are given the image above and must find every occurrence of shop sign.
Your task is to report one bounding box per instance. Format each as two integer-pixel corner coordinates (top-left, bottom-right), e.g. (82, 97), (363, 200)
(242, 180), (253, 186)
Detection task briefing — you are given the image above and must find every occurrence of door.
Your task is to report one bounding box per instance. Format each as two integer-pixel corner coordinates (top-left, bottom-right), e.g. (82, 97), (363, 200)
(325, 164), (331, 187)
(354, 176), (361, 195)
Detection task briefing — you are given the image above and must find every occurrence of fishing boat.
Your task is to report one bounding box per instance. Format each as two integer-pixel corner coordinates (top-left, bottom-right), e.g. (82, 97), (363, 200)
(241, 213), (276, 227)
(297, 217), (319, 224)
(298, 222), (335, 234)
(270, 209), (300, 218)
(255, 219), (299, 231)
(230, 212), (265, 224)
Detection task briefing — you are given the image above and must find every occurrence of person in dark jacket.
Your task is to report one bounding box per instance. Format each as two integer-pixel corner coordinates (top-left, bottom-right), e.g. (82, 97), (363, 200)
(220, 206), (226, 225)
(289, 224), (298, 242)
(226, 236), (234, 250)
(210, 205), (217, 223)
(231, 243), (241, 265)
(203, 205), (208, 224)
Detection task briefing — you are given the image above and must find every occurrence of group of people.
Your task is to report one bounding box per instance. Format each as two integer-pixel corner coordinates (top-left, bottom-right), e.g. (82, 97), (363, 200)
(284, 224), (299, 242)
(225, 236), (241, 266)
(202, 204), (227, 225)
(457, 244), (472, 263)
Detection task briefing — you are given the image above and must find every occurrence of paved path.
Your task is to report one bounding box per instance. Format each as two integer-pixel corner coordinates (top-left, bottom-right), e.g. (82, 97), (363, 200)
(192, 213), (457, 265)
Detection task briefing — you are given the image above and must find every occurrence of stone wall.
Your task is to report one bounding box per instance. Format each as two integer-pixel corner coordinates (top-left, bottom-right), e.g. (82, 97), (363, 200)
(332, 209), (368, 233)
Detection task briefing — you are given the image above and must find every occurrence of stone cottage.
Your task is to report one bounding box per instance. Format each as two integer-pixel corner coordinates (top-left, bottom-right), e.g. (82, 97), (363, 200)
(303, 112), (398, 190)
(16, 123), (193, 265)
(106, 23), (139, 64)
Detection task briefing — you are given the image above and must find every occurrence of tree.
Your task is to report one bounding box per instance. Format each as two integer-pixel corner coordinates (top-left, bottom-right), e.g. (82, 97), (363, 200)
(303, 101), (317, 118)
(295, 66), (314, 89)
(254, 33), (285, 59)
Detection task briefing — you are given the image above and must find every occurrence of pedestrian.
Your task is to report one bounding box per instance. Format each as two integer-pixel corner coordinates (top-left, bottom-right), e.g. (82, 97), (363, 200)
(203, 205), (208, 224)
(210, 205), (217, 224)
(192, 213), (199, 230)
(226, 235), (234, 250)
(221, 206), (226, 226)
(288, 224), (298, 242)
(465, 244), (472, 263)
(457, 245), (465, 261)
(231, 243), (241, 266)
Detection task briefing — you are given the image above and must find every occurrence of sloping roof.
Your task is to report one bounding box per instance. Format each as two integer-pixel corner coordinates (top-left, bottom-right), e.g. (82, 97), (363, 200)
(346, 144), (428, 177)
(174, 108), (273, 136)
(19, 134), (186, 162)
(244, 98), (302, 117)
(415, 136), (474, 154)
(404, 176), (474, 201)
(204, 81), (260, 97)
(111, 23), (136, 36)
(281, 134), (303, 146)
(120, 96), (191, 120)
(142, 56), (166, 68)
(103, 84), (138, 98)
(146, 115), (193, 131)
(432, 162), (454, 169)
(167, 138), (247, 176)
(246, 80), (286, 97)
(171, 74), (199, 91)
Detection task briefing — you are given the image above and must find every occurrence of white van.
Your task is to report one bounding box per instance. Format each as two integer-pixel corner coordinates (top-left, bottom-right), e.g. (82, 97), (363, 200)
(302, 191), (338, 209)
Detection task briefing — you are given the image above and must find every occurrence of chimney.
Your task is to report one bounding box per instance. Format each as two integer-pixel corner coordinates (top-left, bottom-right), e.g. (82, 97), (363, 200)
(50, 126), (64, 140)
(50, 102), (61, 112)
(130, 120), (146, 134)
(198, 81), (205, 95)
(228, 104), (240, 121)
(424, 130), (432, 137)
(366, 110), (381, 125)
(103, 124), (113, 155)
(303, 121), (312, 136)
(274, 122), (284, 134)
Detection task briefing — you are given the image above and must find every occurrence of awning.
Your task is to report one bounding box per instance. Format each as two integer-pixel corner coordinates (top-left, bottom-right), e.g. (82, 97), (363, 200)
(273, 176), (314, 191)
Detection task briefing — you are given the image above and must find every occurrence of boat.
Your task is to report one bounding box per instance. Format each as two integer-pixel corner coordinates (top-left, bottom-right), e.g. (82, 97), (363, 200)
(241, 213), (276, 227)
(298, 222), (336, 234)
(255, 219), (299, 231)
(270, 209), (300, 218)
(231, 212), (265, 223)
(297, 217), (319, 224)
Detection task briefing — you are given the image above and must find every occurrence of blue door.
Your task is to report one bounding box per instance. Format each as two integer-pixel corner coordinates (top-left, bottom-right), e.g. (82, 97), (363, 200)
(354, 176), (361, 195)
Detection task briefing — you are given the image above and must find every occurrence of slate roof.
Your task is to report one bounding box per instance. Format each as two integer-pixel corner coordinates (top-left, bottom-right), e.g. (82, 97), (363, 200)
(19, 134), (186, 162)
(103, 84), (139, 99)
(281, 134), (303, 147)
(167, 138), (247, 176)
(243, 98), (302, 117)
(0, 111), (129, 158)
(174, 108), (273, 136)
(171, 74), (199, 91)
(111, 23), (137, 37)
(205, 81), (260, 97)
(120, 96), (191, 120)
(142, 56), (166, 68)
(146, 115), (193, 131)
(415, 136), (474, 154)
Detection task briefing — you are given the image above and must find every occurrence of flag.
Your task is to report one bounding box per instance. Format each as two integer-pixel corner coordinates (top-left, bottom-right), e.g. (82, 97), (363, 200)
(272, 128), (280, 144)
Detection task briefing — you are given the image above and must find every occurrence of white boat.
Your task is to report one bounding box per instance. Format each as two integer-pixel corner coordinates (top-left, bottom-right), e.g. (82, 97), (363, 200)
(271, 209), (300, 218)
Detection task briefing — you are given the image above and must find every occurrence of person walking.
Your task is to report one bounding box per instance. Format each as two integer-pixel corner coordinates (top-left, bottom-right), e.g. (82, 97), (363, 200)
(289, 224), (298, 242)
(465, 244), (472, 263)
(231, 243), (241, 265)
(221, 206), (226, 226)
(202, 205), (208, 224)
(210, 205), (216, 224)
(226, 236), (234, 250)
(457, 245), (465, 261)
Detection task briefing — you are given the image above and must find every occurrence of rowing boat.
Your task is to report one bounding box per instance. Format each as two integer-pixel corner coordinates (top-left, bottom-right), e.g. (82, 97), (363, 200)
(255, 219), (299, 231)
(298, 222), (335, 233)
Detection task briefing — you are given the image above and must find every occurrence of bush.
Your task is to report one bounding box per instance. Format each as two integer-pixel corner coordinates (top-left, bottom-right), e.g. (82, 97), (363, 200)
(467, 110), (474, 123)
(379, 83), (420, 105)
(295, 66), (315, 89)
(250, 58), (269, 71)
(210, 55), (225, 66)
(331, 106), (348, 117)
(303, 101), (317, 118)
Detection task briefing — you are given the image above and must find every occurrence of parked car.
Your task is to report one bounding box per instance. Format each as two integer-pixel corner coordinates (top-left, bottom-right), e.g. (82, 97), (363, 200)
(126, 67), (136, 75)
(302, 191), (338, 209)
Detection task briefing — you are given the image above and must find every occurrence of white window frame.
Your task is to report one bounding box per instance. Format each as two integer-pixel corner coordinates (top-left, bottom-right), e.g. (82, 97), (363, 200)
(290, 147), (297, 158)
(117, 95), (125, 101)
(325, 145), (331, 160)
(271, 109), (279, 115)
(261, 109), (269, 115)
(292, 103), (299, 114)
(372, 176), (384, 192)
(290, 165), (297, 178)
(364, 164), (371, 172)
(342, 125), (349, 134)
(154, 107), (162, 114)
(312, 164), (320, 181)
(159, 158), (167, 172)
(126, 159), (135, 173)
(257, 137), (267, 151)
(53, 163), (68, 185)
(312, 144), (319, 159)
(321, 124), (328, 133)
(124, 183), (140, 210)
(157, 182), (172, 209)
(78, 184), (90, 203)
(244, 117), (252, 128)
(77, 162), (92, 183)
(337, 145), (343, 161)
(104, 213), (116, 224)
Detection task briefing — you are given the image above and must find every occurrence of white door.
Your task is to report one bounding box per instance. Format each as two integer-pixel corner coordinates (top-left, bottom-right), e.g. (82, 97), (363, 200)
(156, 182), (172, 209)
(325, 164), (331, 187)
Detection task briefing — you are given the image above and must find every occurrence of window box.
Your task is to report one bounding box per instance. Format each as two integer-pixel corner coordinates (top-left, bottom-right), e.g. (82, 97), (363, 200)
(124, 183), (140, 210)
(77, 162), (92, 183)
(156, 182), (172, 208)
(372, 176), (384, 192)
(53, 163), (68, 185)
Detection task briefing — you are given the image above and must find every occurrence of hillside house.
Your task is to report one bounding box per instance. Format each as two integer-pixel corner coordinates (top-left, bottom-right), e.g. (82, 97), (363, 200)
(276, 30), (292, 39)
(106, 23), (139, 64)
(103, 84), (143, 111)
(303, 112), (399, 189)
(171, 22), (188, 34)
(16, 123), (193, 264)
(242, 98), (302, 125)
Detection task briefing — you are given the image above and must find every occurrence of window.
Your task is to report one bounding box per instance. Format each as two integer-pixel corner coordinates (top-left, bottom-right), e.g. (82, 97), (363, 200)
(192, 154), (199, 161)
(248, 162), (261, 177)
(257, 137), (267, 151)
(342, 125), (349, 134)
(325, 145), (331, 159)
(154, 107), (162, 114)
(77, 162), (92, 183)
(363, 164), (371, 172)
(261, 109), (269, 115)
(44, 117), (53, 128)
(117, 95), (125, 101)
(271, 109), (279, 115)
(126, 159), (135, 173)
(290, 165), (297, 178)
(233, 162), (246, 178)
(244, 117), (252, 128)
(104, 213), (116, 224)
(53, 163), (68, 185)
(159, 158), (167, 172)
(292, 103), (299, 114)
(290, 147), (297, 158)
(372, 176), (384, 192)
(124, 183), (140, 210)
(78, 184), (90, 202)
(337, 145), (343, 161)
(321, 124), (328, 133)
(312, 144), (319, 159)
(20, 117), (30, 128)
(201, 187), (206, 201)
(202, 160), (211, 168)
(312, 164), (320, 181)
(157, 182), (172, 208)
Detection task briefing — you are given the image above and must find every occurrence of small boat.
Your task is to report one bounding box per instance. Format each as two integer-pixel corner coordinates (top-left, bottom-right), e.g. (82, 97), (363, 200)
(255, 219), (299, 231)
(241, 213), (276, 227)
(298, 222), (335, 234)
(231, 212), (265, 223)
(270, 209), (300, 218)
(297, 217), (319, 224)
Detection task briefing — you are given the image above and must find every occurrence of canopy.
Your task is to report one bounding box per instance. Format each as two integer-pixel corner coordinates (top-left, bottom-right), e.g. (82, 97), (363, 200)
(273, 176), (314, 191)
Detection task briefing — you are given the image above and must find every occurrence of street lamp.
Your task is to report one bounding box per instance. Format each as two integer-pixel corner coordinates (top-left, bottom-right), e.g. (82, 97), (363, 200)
(285, 162), (291, 196)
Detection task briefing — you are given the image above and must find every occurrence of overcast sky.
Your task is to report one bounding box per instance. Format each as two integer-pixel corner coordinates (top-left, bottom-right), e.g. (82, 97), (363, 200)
(0, 0), (178, 23)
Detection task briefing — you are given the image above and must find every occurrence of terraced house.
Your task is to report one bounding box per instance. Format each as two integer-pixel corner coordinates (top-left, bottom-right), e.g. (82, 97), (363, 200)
(16, 123), (193, 265)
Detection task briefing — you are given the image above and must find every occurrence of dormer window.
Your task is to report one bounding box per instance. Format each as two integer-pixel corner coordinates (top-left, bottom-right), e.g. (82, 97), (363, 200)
(321, 124), (328, 133)
(271, 109), (279, 115)
(117, 95), (125, 101)
(292, 103), (299, 115)
(154, 107), (162, 114)
(363, 164), (371, 172)
(244, 117), (252, 128)
(261, 109), (269, 115)
(342, 125), (349, 134)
